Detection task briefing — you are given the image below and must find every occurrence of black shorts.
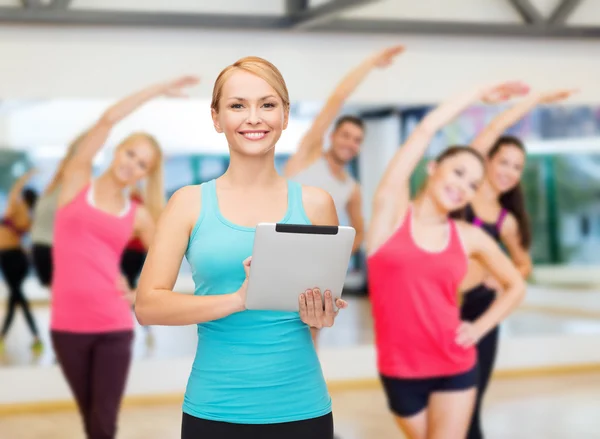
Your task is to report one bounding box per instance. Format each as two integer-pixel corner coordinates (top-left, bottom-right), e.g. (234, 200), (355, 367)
(31, 243), (53, 287)
(120, 248), (147, 290)
(181, 412), (334, 439)
(380, 365), (479, 417)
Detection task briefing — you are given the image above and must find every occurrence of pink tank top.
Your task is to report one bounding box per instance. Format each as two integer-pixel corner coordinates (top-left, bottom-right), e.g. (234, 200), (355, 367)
(51, 184), (138, 333)
(367, 207), (476, 378)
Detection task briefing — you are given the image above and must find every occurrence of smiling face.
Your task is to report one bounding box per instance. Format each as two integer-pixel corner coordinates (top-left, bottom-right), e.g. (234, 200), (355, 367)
(329, 119), (364, 164)
(486, 142), (526, 194)
(109, 135), (159, 186)
(426, 149), (485, 213)
(210, 58), (290, 159)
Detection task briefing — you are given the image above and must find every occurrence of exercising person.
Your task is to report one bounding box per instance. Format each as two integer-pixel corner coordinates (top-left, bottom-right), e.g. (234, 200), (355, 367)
(367, 81), (528, 439)
(460, 88), (575, 439)
(0, 169), (41, 354)
(135, 57), (347, 439)
(30, 134), (84, 288)
(285, 46), (404, 353)
(285, 45), (403, 251)
(50, 77), (188, 439)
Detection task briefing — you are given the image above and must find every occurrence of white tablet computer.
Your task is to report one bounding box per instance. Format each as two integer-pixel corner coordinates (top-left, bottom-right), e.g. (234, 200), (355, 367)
(245, 223), (356, 312)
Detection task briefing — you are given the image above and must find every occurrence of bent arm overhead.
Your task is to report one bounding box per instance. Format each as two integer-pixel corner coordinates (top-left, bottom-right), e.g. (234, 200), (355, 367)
(367, 81), (527, 255)
(471, 88), (575, 157)
(67, 77), (199, 173)
(5, 169), (36, 217)
(59, 77), (199, 207)
(284, 46), (404, 176)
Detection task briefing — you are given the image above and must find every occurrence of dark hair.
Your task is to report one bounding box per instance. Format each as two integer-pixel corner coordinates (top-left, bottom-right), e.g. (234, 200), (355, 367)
(435, 144), (485, 167)
(488, 135), (531, 249)
(22, 188), (38, 210)
(333, 115), (364, 132)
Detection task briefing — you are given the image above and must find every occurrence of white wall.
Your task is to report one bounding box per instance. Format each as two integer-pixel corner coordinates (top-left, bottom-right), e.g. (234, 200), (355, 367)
(358, 114), (402, 226)
(1, 25), (600, 105)
(0, 99), (314, 155)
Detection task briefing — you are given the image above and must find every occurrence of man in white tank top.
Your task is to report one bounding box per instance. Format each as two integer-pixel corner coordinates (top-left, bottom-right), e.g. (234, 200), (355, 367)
(285, 45), (404, 254)
(285, 46), (404, 439)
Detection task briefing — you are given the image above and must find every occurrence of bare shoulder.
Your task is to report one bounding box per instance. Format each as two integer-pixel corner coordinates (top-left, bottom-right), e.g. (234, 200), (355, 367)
(169, 184), (202, 205)
(134, 204), (153, 224)
(301, 185), (333, 208)
(160, 185), (202, 229)
(454, 219), (490, 256)
(300, 185), (338, 226)
(500, 212), (519, 236)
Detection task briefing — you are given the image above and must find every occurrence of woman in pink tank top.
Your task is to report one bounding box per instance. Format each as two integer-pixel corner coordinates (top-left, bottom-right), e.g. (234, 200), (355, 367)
(366, 82), (528, 439)
(51, 77), (196, 439)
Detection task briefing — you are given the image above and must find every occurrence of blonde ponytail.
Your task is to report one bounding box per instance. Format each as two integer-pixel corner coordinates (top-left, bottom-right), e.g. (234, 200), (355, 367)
(144, 154), (165, 222)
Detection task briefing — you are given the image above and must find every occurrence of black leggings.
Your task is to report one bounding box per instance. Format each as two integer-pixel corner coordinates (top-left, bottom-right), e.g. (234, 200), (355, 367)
(120, 249), (146, 290)
(32, 243), (53, 287)
(181, 412), (334, 439)
(0, 248), (39, 338)
(460, 285), (499, 439)
(52, 330), (134, 439)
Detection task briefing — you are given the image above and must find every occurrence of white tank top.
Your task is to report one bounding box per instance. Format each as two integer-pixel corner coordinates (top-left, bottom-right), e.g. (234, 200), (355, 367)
(30, 186), (61, 245)
(290, 157), (356, 224)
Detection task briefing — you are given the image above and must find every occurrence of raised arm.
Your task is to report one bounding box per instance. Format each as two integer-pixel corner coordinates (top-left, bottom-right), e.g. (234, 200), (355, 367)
(59, 76), (199, 206)
(135, 186), (246, 326)
(284, 46), (404, 176)
(5, 169), (36, 216)
(42, 131), (87, 196)
(472, 88), (575, 156)
(456, 224), (526, 347)
(367, 81), (528, 255)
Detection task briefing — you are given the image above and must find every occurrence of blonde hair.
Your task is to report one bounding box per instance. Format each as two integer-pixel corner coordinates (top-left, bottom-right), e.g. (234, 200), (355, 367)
(211, 56), (290, 113)
(117, 132), (165, 222)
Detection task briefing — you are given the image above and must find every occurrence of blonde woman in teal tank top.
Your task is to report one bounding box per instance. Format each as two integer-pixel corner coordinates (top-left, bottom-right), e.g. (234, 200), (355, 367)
(135, 57), (348, 439)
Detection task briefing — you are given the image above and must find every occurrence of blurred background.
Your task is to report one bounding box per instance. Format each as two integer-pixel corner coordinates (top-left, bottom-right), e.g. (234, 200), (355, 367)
(1, 0), (600, 438)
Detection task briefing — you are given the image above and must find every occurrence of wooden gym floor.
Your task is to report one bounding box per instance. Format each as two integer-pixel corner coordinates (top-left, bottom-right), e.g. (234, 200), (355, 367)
(1, 371), (599, 438)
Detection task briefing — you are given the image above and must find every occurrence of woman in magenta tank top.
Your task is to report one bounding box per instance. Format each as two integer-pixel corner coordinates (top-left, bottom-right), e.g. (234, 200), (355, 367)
(51, 77), (194, 439)
(458, 88), (574, 439)
(366, 82), (528, 439)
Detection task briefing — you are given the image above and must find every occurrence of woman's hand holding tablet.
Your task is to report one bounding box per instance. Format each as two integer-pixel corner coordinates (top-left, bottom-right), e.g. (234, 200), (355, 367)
(299, 288), (348, 328)
(237, 255), (349, 328)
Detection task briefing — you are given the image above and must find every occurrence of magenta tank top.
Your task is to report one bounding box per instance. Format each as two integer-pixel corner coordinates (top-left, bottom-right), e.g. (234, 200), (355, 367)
(367, 207), (475, 378)
(51, 184), (138, 333)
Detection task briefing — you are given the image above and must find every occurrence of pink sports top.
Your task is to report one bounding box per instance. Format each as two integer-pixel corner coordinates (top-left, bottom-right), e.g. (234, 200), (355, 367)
(367, 206), (476, 378)
(51, 183), (138, 333)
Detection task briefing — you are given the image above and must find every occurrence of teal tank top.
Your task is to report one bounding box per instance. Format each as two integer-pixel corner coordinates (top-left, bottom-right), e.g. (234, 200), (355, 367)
(182, 179), (332, 424)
